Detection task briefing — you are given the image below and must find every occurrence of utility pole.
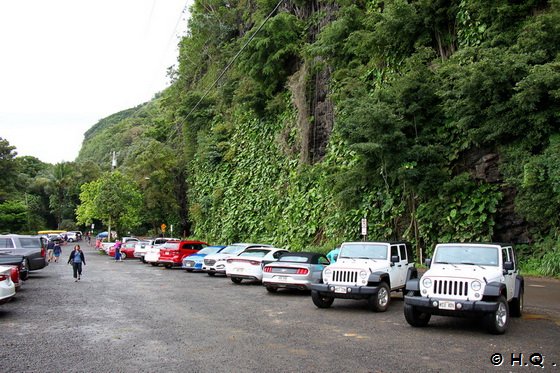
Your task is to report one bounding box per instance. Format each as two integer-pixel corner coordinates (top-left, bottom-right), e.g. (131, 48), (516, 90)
(107, 151), (117, 241)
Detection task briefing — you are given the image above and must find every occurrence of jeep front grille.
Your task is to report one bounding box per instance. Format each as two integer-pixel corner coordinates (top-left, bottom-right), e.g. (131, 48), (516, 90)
(204, 259), (216, 266)
(331, 270), (358, 284)
(433, 280), (469, 297)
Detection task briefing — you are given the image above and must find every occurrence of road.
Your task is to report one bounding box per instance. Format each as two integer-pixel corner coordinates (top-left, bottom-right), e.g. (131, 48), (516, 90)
(1, 244), (559, 372)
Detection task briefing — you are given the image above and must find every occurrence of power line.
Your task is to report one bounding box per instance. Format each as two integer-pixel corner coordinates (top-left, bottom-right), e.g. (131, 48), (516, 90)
(166, 0), (285, 143)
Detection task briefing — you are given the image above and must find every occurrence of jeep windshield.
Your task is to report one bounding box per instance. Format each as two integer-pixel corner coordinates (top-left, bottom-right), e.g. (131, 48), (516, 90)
(434, 245), (498, 267)
(339, 244), (388, 260)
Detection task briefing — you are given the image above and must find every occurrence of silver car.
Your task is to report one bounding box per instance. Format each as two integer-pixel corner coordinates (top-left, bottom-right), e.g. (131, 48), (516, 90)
(0, 235), (48, 271)
(262, 252), (330, 292)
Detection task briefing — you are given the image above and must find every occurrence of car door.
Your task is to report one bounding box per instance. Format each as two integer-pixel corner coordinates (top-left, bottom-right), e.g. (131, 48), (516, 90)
(502, 246), (516, 300)
(0, 237), (15, 255)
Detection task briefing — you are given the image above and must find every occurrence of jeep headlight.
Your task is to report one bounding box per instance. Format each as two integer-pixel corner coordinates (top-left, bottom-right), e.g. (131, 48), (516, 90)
(324, 269), (332, 277)
(359, 270), (367, 279)
(422, 278), (432, 288)
(471, 280), (482, 291)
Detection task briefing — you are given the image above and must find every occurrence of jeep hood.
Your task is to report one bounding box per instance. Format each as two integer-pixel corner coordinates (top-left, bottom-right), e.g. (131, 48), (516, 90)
(332, 258), (388, 272)
(425, 264), (501, 282)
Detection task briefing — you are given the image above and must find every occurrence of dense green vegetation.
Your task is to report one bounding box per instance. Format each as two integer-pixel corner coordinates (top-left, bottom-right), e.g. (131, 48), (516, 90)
(1, 0), (559, 276)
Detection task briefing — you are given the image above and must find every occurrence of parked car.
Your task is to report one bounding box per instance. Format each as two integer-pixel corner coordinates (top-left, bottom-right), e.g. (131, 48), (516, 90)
(122, 237), (139, 244)
(0, 253), (28, 281)
(133, 240), (151, 260)
(0, 234), (48, 271)
(62, 232), (79, 242)
(226, 247), (289, 284)
(108, 242), (136, 259)
(182, 246), (226, 272)
(136, 238), (178, 263)
(404, 242), (524, 334)
(202, 243), (272, 276)
(262, 252), (330, 292)
(0, 265), (16, 304)
(158, 240), (208, 269)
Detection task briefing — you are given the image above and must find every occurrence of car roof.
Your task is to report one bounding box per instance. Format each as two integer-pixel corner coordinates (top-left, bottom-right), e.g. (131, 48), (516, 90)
(278, 251), (326, 262)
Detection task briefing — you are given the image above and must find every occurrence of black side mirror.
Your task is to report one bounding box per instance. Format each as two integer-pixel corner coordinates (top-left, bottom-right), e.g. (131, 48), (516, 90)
(391, 255), (399, 263)
(424, 258), (432, 267)
(503, 261), (514, 271)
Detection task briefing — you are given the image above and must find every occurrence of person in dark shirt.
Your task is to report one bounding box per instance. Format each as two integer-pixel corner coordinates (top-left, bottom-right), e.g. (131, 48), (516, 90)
(67, 245), (86, 282)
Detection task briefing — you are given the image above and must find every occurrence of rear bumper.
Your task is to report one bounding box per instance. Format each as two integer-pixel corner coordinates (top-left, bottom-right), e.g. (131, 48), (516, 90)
(158, 259), (181, 267)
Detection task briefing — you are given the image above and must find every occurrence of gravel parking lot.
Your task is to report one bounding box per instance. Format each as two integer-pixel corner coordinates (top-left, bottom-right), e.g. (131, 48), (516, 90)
(1, 244), (559, 372)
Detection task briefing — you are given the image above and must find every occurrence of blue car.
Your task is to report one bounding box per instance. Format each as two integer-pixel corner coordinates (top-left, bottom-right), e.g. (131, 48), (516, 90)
(182, 245), (226, 272)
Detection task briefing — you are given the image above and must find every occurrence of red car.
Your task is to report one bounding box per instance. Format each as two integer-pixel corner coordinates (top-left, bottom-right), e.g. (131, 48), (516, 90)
(158, 240), (208, 268)
(108, 242), (136, 259)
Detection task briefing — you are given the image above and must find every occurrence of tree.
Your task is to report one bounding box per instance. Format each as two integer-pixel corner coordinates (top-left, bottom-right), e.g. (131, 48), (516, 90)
(76, 171), (142, 236)
(0, 137), (18, 202)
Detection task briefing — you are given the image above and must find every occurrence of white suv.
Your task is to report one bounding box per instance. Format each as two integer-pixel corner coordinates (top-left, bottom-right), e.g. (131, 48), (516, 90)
(404, 243), (524, 334)
(310, 241), (417, 312)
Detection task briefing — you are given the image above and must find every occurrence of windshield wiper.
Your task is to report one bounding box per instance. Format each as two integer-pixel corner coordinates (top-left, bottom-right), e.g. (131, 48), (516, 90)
(435, 261), (457, 268)
(460, 262), (486, 270)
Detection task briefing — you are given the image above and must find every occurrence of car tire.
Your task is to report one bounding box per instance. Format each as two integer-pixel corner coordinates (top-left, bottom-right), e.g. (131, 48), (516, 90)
(311, 290), (334, 308)
(121, 252), (127, 260)
(150, 263), (158, 267)
(164, 264), (172, 269)
(68, 238), (74, 242)
(231, 277), (242, 284)
(207, 272), (216, 277)
(186, 269), (194, 273)
(509, 288), (523, 318)
(24, 258), (31, 272)
(404, 303), (431, 327)
(266, 286), (278, 293)
(485, 295), (509, 334)
(368, 282), (390, 312)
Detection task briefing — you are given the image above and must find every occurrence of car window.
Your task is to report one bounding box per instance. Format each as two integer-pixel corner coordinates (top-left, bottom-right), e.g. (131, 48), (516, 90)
(507, 247), (516, 269)
(390, 246), (399, 259)
(318, 256), (330, 265)
(279, 255), (309, 263)
(399, 244), (407, 261)
(272, 250), (286, 259)
(239, 249), (269, 258)
(0, 238), (14, 248)
(340, 243), (388, 259)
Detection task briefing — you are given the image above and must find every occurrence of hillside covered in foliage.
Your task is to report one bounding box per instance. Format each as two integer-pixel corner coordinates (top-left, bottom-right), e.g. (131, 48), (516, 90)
(2, 0), (559, 274)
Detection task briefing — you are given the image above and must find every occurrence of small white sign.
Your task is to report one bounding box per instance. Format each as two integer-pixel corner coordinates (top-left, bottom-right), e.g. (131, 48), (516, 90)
(361, 218), (367, 236)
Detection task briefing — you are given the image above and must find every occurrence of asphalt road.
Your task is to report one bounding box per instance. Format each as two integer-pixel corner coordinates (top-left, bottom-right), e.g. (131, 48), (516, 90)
(1, 244), (559, 373)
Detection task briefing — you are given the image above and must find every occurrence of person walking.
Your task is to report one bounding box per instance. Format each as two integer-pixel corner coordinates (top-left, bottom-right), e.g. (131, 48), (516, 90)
(53, 241), (62, 263)
(46, 239), (55, 262)
(68, 245), (86, 282)
(114, 240), (123, 262)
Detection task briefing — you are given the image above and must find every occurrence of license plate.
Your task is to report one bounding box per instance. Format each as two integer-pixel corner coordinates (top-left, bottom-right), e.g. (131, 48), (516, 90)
(334, 286), (347, 294)
(234, 268), (243, 273)
(185, 262), (193, 267)
(438, 301), (455, 310)
(275, 275), (288, 281)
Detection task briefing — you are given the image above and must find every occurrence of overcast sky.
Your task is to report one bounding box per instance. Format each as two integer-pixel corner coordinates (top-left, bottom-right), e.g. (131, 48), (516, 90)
(0, 0), (192, 164)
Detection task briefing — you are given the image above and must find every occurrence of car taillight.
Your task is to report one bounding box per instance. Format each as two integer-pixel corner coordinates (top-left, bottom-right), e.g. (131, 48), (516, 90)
(263, 266), (272, 272)
(10, 267), (19, 283)
(0, 274), (8, 281)
(296, 268), (309, 275)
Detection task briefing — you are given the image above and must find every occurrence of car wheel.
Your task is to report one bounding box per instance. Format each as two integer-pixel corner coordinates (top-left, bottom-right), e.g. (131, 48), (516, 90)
(150, 263), (158, 267)
(207, 272), (216, 277)
(509, 288), (523, 318)
(186, 269), (194, 273)
(266, 286), (278, 293)
(164, 264), (172, 269)
(485, 296), (509, 334)
(368, 282), (390, 312)
(404, 303), (431, 327)
(68, 238), (74, 242)
(231, 277), (242, 284)
(120, 252), (127, 260)
(24, 258), (31, 272)
(311, 290), (334, 308)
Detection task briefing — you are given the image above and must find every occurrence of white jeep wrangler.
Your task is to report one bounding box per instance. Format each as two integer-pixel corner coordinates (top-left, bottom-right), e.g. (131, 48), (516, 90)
(404, 243), (524, 334)
(310, 241), (417, 312)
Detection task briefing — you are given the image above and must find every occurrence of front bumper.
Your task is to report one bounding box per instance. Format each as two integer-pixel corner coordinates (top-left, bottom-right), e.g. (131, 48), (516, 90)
(404, 295), (499, 315)
(310, 283), (379, 299)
